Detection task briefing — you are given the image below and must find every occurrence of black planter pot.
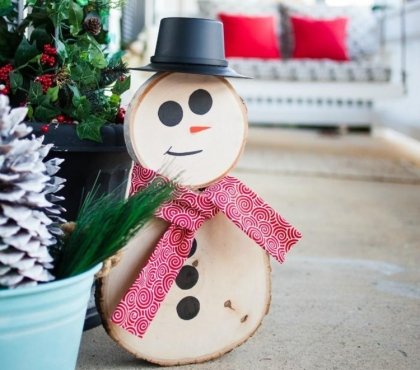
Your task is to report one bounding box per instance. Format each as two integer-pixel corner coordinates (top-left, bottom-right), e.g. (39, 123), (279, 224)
(30, 122), (133, 330)
(30, 123), (132, 221)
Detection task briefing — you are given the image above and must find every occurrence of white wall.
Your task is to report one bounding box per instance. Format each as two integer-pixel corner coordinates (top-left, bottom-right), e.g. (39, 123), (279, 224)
(375, 1), (420, 139)
(154, 0), (198, 19)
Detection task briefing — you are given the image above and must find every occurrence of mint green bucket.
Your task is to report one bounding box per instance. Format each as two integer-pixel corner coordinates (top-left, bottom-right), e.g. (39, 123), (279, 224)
(0, 264), (101, 370)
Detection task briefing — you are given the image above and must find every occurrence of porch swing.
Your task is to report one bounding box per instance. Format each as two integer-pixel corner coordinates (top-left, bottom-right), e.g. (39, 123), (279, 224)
(190, 0), (406, 129)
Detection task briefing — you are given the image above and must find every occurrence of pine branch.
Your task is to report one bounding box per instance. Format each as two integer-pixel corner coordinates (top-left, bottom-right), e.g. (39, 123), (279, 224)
(84, 89), (108, 113)
(54, 179), (174, 279)
(100, 60), (129, 86)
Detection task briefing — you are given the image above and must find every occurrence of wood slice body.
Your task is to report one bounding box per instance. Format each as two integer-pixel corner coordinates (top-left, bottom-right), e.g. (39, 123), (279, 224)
(97, 213), (271, 365)
(97, 71), (272, 365)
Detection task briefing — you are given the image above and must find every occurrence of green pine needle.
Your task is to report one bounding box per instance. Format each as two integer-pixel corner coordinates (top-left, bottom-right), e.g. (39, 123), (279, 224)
(54, 179), (174, 279)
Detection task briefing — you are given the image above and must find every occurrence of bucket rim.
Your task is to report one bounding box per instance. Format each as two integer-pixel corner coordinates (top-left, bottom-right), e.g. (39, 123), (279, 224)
(0, 263), (102, 297)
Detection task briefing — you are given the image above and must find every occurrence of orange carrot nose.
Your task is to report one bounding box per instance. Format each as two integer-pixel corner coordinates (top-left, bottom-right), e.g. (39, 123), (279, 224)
(190, 126), (211, 134)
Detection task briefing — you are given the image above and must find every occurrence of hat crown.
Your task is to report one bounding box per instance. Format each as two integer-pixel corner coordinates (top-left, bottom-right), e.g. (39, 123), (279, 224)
(151, 17), (228, 67)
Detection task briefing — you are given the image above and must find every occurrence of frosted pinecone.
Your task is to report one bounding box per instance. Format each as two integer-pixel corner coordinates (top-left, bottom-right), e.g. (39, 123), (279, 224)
(0, 95), (64, 288)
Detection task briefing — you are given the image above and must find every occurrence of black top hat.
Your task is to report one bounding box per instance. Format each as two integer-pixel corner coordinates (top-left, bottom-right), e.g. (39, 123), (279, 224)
(131, 17), (249, 79)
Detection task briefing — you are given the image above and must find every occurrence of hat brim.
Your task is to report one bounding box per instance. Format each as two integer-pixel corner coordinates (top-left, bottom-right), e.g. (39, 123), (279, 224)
(130, 62), (251, 79)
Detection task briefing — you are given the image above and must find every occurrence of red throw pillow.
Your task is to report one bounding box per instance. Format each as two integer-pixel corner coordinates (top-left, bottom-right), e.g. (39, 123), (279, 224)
(291, 15), (349, 61)
(218, 13), (281, 59)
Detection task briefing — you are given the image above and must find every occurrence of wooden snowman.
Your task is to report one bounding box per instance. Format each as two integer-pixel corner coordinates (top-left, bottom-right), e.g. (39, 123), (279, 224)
(97, 18), (301, 366)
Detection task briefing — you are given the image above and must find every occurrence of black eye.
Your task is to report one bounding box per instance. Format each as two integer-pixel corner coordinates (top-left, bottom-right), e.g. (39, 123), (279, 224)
(158, 101), (183, 126)
(189, 89), (212, 115)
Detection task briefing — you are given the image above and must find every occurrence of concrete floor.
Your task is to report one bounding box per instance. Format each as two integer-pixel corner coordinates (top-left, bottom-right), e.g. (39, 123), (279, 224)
(77, 128), (420, 370)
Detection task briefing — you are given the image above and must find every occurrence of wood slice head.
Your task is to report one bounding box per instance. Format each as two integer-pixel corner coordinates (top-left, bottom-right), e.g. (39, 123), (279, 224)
(124, 72), (248, 188)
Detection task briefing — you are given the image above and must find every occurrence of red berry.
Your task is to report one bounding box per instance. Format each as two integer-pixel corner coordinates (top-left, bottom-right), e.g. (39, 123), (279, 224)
(0, 64), (13, 84)
(41, 53), (56, 66)
(115, 107), (125, 124)
(35, 74), (54, 93)
(56, 114), (65, 123)
(43, 44), (57, 56)
(0, 86), (10, 95)
(64, 116), (73, 124)
(40, 124), (49, 134)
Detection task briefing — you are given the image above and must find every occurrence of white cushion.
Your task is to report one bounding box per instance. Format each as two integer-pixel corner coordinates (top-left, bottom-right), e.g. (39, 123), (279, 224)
(228, 58), (391, 82)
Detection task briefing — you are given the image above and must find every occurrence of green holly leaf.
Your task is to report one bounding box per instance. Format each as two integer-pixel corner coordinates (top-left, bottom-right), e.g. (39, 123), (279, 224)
(79, 34), (107, 69)
(109, 94), (121, 106)
(112, 75), (131, 96)
(58, 0), (71, 21)
(28, 81), (43, 104)
(34, 104), (60, 122)
(77, 116), (104, 142)
(69, 2), (83, 36)
(68, 84), (81, 100)
(30, 25), (51, 50)
(72, 95), (91, 120)
(0, 0), (12, 8)
(14, 37), (39, 67)
(47, 86), (59, 102)
(91, 51), (107, 69)
(0, 20), (22, 62)
(38, 94), (51, 106)
(55, 38), (68, 59)
(108, 51), (125, 66)
(9, 71), (23, 93)
(70, 62), (98, 87)
(0, 0), (12, 17)
(27, 105), (33, 119)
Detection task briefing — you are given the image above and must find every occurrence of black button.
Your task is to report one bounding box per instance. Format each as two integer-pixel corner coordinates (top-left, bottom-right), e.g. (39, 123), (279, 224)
(188, 239), (197, 258)
(176, 265), (199, 290)
(176, 296), (200, 320)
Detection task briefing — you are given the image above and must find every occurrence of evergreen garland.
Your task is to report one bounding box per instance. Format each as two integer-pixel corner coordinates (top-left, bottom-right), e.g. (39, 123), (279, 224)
(0, 0), (130, 142)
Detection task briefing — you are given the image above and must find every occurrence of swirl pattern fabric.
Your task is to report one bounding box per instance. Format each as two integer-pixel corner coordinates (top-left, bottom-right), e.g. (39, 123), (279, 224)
(111, 164), (301, 338)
